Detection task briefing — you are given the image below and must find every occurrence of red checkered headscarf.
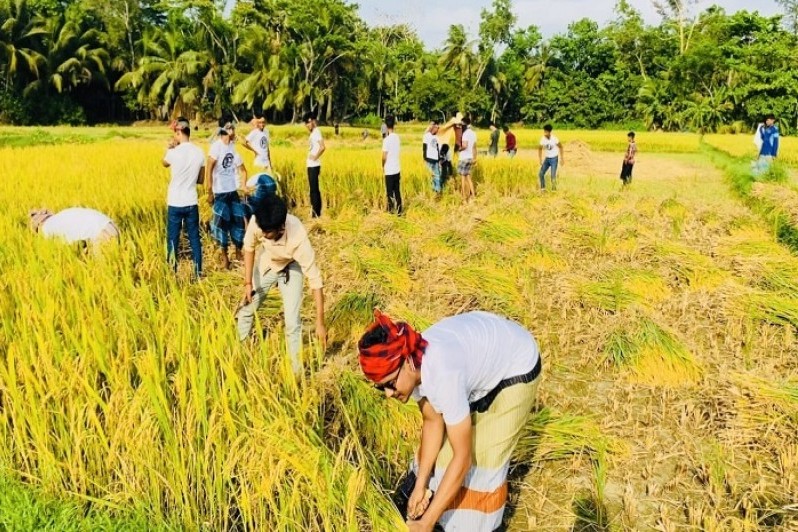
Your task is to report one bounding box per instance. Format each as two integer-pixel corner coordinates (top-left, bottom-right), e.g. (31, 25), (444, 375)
(358, 309), (428, 382)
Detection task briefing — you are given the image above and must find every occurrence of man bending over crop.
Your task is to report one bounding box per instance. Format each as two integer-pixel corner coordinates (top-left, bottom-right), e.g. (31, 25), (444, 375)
(237, 195), (327, 373)
(30, 207), (119, 251)
(358, 310), (543, 532)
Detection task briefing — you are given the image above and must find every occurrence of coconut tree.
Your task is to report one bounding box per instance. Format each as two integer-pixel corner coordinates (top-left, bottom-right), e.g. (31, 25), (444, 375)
(23, 16), (109, 95)
(115, 23), (205, 119)
(439, 24), (476, 84)
(0, 0), (46, 90)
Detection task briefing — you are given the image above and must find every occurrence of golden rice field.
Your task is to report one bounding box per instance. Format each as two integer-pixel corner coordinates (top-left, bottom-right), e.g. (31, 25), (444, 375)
(705, 132), (798, 168)
(1, 126), (797, 530)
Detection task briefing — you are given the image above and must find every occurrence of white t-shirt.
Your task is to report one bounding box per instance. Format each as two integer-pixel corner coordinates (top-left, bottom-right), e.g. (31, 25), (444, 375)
(209, 140), (243, 194)
(382, 132), (401, 175)
(411, 311), (540, 425)
(246, 128), (271, 167)
(164, 141), (205, 207)
(423, 132), (439, 161)
(41, 208), (114, 242)
(307, 128), (323, 168)
(459, 128), (477, 161)
(540, 135), (560, 158)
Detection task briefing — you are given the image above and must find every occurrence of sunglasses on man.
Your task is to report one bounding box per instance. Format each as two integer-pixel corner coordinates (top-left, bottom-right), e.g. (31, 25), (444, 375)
(374, 359), (404, 392)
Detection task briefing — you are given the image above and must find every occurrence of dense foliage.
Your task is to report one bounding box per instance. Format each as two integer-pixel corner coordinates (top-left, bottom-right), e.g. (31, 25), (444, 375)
(0, 0), (796, 131)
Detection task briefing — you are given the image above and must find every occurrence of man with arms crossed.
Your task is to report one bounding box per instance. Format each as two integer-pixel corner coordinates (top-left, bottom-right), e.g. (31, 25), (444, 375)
(243, 113), (272, 170)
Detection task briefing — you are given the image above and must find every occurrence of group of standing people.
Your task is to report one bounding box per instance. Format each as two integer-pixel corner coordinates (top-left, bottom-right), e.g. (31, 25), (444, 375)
(160, 114), (327, 374)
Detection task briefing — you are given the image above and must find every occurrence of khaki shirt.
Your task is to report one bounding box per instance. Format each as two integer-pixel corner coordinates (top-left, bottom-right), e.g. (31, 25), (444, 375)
(243, 214), (323, 290)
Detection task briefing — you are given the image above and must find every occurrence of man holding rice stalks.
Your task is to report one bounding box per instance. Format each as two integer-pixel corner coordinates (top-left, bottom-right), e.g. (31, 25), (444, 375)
(207, 121), (248, 270)
(237, 194), (327, 373)
(358, 310), (542, 532)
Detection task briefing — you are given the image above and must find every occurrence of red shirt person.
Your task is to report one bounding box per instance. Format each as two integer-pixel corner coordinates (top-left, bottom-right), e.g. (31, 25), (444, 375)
(503, 126), (517, 158)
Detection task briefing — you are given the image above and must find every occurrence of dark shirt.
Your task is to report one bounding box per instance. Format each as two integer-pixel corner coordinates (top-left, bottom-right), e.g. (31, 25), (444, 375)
(489, 130), (500, 153)
(760, 125), (780, 157)
(505, 131), (517, 151)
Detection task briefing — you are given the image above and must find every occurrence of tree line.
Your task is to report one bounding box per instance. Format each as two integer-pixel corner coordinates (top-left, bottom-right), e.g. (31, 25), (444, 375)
(1, 0), (797, 132)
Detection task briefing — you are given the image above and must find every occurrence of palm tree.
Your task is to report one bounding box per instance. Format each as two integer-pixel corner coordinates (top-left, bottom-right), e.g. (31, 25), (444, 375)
(24, 16), (109, 95)
(636, 76), (671, 130)
(0, 0), (46, 90)
(439, 25), (476, 84)
(523, 43), (551, 94)
(116, 24), (205, 119)
(488, 71), (506, 121)
(682, 88), (733, 133)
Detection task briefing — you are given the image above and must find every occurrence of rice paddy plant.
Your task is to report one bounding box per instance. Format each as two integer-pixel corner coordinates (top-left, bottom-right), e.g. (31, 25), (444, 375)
(321, 371), (419, 487)
(704, 133), (798, 166)
(452, 264), (524, 316)
(344, 245), (412, 295)
(603, 318), (702, 386)
(575, 277), (642, 313)
(513, 408), (626, 464)
(659, 197), (688, 235)
(328, 292), (382, 342)
(744, 292), (798, 330)
(573, 269), (669, 312)
(731, 373), (798, 424)
(5, 126), (798, 529)
(437, 229), (469, 252)
(520, 242), (568, 272)
(476, 214), (529, 246)
(655, 243), (727, 290)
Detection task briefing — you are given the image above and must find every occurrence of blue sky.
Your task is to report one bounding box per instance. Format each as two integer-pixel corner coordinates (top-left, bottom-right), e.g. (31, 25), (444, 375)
(357, 0), (783, 48)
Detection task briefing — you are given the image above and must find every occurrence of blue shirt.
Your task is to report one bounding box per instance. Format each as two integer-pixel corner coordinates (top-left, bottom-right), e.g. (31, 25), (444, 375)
(760, 125), (780, 157)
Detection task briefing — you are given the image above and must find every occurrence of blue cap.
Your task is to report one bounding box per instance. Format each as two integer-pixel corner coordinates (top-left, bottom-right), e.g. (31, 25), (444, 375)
(247, 172), (277, 196)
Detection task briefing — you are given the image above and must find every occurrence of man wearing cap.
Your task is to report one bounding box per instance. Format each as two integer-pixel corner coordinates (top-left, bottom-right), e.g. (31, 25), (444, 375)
(243, 114), (272, 170)
(163, 117), (205, 277)
(237, 194), (327, 373)
(243, 171), (278, 221)
(207, 122), (248, 269)
(29, 207), (119, 250)
(358, 310), (542, 532)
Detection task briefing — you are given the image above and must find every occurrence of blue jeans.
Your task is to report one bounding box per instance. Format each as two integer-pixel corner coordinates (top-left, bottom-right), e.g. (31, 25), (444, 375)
(167, 205), (202, 276)
(426, 161), (441, 193)
(539, 157), (559, 189)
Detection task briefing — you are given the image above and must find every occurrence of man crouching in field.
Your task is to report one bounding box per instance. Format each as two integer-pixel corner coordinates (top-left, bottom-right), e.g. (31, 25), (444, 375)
(358, 310), (543, 532)
(236, 195), (327, 373)
(30, 207), (119, 251)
